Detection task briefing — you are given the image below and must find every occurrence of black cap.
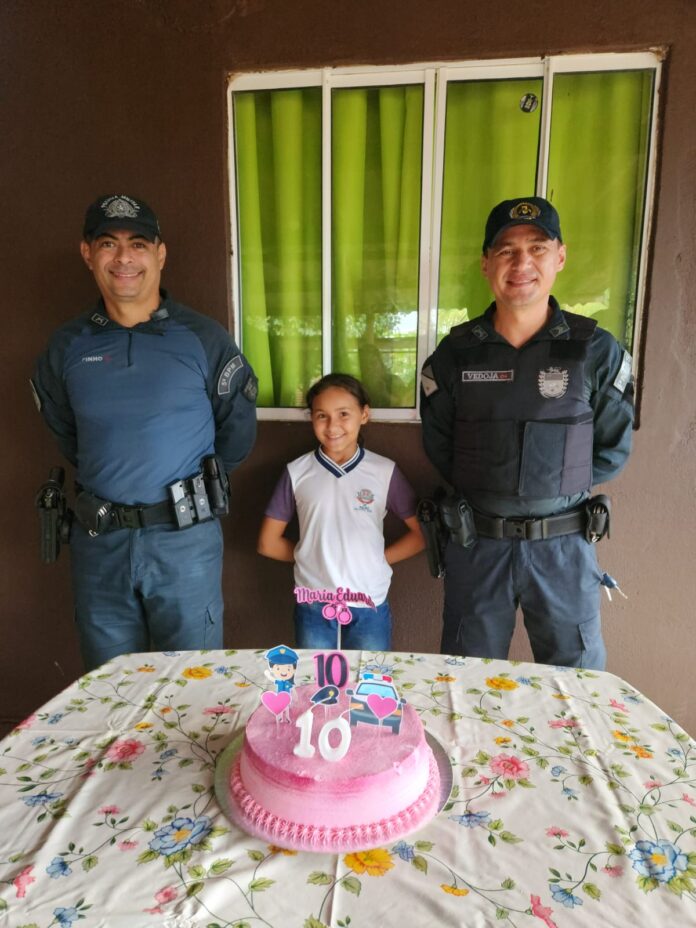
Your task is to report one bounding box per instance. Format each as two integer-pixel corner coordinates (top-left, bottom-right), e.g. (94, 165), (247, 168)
(482, 197), (562, 252)
(83, 194), (161, 242)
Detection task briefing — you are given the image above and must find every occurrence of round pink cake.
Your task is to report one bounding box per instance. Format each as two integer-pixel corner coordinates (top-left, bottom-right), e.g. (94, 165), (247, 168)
(225, 685), (440, 852)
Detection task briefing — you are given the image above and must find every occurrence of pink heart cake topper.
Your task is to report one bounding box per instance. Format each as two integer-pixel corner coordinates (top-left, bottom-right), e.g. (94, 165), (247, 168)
(261, 690), (291, 717)
(367, 693), (398, 720)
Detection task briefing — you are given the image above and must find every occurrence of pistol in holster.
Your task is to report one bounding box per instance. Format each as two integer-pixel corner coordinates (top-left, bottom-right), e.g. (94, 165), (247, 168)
(585, 494), (611, 544)
(35, 467), (73, 563)
(417, 497), (447, 579)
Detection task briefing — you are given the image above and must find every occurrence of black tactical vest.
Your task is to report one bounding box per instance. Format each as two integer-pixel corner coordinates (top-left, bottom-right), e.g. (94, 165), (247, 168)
(447, 310), (597, 499)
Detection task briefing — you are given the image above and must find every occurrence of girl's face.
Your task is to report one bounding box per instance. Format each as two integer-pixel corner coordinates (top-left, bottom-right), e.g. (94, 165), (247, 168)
(310, 386), (369, 465)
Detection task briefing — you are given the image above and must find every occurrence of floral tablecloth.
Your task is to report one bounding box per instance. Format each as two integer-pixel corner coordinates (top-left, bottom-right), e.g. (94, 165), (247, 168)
(1, 649), (695, 928)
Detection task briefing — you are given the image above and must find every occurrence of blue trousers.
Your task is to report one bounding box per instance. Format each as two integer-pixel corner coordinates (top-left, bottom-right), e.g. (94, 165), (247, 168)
(442, 533), (606, 669)
(70, 520), (224, 671)
(294, 600), (392, 651)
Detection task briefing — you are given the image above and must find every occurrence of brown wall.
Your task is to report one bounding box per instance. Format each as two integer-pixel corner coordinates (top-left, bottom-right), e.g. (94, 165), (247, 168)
(2, 0), (694, 733)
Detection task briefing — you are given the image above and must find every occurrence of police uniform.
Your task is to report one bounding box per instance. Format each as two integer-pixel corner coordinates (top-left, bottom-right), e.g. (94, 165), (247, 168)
(421, 297), (634, 669)
(33, 292), (257, 670)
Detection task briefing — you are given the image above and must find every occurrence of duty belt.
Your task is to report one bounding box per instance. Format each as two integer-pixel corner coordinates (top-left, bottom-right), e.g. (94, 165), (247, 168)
(473, 507), (587, 541)
(108, 499), (176, 530)
(73, 456), (230, 536)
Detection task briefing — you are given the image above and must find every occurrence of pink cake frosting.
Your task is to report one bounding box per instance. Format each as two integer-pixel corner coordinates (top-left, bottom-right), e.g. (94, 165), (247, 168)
(226, 684), (440, 852)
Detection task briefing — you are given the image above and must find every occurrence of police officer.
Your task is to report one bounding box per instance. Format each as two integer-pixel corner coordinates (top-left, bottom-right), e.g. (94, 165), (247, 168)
(420, 197), (634, 669)
(264, 645), (299, 693)
(32, 194), (258, 670)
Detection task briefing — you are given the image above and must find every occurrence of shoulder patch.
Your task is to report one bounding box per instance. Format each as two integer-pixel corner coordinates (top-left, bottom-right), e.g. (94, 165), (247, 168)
(29, 378), (41, 412)
(421, 363), (439, 397)
(613, 350), (633, 393)
(217, 355), (243, 395)
(242, 374), (258, 402)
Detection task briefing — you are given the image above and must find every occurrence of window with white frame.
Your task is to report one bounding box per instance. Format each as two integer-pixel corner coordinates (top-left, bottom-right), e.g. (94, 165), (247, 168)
(227, 52), (661, 419)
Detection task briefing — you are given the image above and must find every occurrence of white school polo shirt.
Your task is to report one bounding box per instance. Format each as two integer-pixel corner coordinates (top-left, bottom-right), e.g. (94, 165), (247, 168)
(265, 447), (417, 607)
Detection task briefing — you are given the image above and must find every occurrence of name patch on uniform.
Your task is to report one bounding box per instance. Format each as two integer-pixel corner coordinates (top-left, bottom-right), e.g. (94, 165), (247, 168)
(461, 370), (514, 383)
(613, 350), (632, 393)
(217, 355), (243, 395)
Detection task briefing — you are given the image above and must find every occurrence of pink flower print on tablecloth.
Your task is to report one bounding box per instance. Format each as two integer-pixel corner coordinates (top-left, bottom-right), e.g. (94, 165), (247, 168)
(104, 739), (145, 763)
(13, 865), (36, 899)
(489, 754), (530, 780)
(530, 894), (558, 928)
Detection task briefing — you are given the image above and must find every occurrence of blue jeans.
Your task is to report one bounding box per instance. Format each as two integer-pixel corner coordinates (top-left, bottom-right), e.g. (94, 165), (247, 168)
(442, 533), (605, 669)
(294, 600), (392, 651)
(70, 519), (224, 671)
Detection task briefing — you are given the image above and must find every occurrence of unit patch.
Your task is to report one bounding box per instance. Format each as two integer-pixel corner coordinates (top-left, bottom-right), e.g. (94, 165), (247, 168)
(537, 367), (569, 398)
(613, 350), (632, 394)
(461, 370), (514, 383)
(217, 355), (243, 395)
(509, 201), (540, 220)
(243, 374), (259, 402)
(420, 364), (439, 397)
(103, 195), (140, 220)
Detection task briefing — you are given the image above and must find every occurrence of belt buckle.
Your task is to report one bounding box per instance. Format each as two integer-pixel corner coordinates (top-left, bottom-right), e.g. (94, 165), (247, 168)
(508, 518), (541, 540)
(117, 506), (143, 530)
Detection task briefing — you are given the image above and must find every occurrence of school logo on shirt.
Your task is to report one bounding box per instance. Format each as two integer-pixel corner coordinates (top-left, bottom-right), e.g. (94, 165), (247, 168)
(538, 367), (569, 398)
(354, 488), (375, 512)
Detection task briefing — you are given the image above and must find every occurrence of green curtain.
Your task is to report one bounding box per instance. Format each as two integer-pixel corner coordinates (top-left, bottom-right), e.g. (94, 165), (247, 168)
(234, 70), (654, 408)
(547, 70), (654, 348)
(332, 85), (424, 408)
(437, 79), (542, 339)
(235, 89), (322, 407)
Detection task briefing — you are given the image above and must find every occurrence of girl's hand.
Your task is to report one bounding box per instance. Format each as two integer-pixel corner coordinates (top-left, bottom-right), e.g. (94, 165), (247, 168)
(257, 516), (296, 562)
(384, 515), (426, 565)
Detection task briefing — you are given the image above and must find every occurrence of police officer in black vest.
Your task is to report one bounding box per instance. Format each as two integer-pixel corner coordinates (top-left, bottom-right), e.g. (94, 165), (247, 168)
(420, 197), (634, 669)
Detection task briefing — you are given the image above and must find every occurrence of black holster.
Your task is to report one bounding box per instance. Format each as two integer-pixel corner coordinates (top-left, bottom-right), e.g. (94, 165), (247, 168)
(439, 492), (478, 549)
(585, 494), (611, 543)
(416, 498), (446, 579)
(36, 467), (73, 562)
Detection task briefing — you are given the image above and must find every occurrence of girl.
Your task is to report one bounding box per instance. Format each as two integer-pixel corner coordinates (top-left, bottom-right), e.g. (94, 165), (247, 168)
(257, 374), (425, 650)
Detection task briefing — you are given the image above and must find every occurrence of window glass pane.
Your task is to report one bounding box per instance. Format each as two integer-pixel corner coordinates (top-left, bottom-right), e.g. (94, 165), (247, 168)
(234, 88), (322, 407)
(547, 70), (654, 350)
(332, 85), (424, 408)
(438, 79), (542, 339)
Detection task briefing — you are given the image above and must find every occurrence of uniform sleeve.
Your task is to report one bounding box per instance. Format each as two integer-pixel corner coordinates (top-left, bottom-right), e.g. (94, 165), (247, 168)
(420, 340), (457, 485)
(203, 324), (258, 474)
(31, 335), (78, 466)
(588, 329), (634, 485)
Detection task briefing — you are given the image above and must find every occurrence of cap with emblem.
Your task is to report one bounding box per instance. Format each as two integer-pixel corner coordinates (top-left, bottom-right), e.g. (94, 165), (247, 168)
(83, 194), (161, 243)
(265, 645), (299, 665)
(482, 196), (562, 252)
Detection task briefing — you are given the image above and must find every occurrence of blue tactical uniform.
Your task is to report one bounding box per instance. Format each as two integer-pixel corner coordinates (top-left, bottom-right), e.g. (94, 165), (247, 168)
(421, 298), (634, 669)
(33, 292), (257, 669)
